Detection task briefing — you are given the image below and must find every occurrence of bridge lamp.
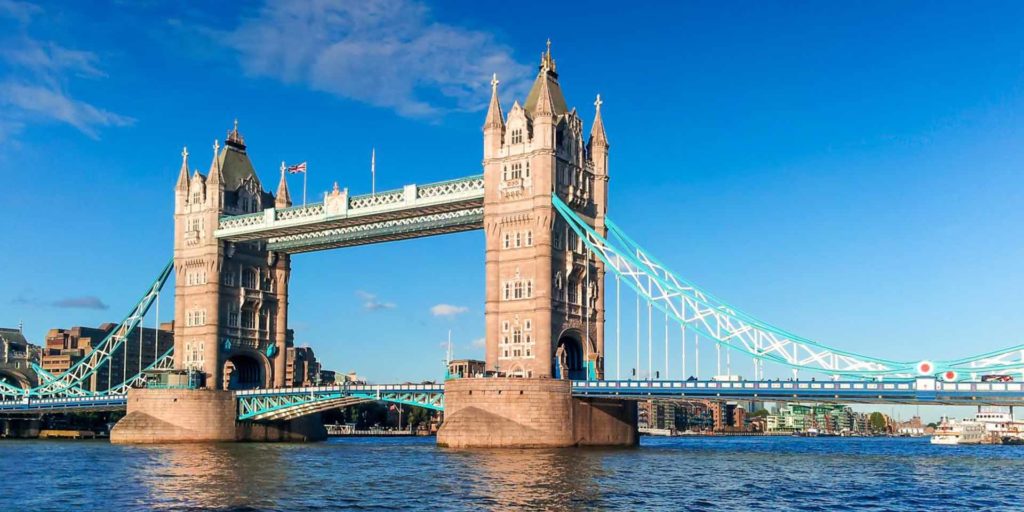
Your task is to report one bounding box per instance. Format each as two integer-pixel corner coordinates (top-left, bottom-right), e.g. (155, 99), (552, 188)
(941, 370), (958, 382)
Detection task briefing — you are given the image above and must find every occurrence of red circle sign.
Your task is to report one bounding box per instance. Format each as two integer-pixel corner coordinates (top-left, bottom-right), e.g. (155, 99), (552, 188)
(917, 361), (934, 375)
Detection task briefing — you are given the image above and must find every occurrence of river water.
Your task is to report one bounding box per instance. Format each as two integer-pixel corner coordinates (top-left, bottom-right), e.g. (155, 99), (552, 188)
(1, 436), (1020, 511)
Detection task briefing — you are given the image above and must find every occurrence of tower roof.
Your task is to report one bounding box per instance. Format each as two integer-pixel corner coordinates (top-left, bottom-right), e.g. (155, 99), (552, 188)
(216, 121), (261, 191)
(523, 40), (568, 116)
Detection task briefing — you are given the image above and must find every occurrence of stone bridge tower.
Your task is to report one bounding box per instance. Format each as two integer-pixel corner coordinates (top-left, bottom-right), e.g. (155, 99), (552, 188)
(173, 123), (291, 389)
(483, 43), (610, 380)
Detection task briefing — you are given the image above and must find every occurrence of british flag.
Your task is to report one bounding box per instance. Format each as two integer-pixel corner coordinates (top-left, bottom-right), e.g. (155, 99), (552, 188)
(286, 162), (307, 174)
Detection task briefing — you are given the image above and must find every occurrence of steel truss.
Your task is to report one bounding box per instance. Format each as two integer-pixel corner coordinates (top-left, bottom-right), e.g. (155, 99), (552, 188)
(1, 261), (173, 399)
(554, 196), (1024, 380)
(236, 385), (445, 421)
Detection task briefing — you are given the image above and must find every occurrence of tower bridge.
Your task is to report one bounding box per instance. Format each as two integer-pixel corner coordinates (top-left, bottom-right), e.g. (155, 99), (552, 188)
(4, 42), (1024, 446)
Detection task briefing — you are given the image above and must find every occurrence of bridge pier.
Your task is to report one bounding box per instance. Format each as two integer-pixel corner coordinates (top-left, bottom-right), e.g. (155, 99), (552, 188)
(110, 388), (325, 444)
(437, 378), (637, 448)
(1, 417), (41, 438)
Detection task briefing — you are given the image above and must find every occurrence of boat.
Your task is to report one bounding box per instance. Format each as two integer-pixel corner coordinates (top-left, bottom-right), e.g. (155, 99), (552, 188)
(930, 418), (984, 445)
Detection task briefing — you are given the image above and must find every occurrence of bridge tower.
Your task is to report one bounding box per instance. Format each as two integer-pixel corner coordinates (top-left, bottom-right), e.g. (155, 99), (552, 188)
(172, 123), (291, 390)
(483, 42), (609, 380)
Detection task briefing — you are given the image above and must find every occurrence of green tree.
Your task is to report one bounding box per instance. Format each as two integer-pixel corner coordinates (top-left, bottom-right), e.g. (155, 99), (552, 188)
(869, 412), (887, 432)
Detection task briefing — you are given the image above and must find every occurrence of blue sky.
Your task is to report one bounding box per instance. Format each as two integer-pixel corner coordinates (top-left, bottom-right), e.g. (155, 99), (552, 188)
(2, 0), (1024, 410)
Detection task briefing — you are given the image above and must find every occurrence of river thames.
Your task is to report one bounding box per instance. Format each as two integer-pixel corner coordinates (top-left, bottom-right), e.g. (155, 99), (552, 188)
(1, 436), (1020, 511)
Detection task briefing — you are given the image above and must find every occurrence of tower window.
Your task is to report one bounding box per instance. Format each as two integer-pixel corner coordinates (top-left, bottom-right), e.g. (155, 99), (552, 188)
(526, 231), (533, 246)
(242, 269), (257, 289)
(503, 233), (510, 249)
(511, 129), (523, 144)
(514, 232), (521, 248)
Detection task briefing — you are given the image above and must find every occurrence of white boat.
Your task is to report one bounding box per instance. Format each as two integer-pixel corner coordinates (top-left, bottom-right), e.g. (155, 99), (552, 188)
(930, 418), (984, 445)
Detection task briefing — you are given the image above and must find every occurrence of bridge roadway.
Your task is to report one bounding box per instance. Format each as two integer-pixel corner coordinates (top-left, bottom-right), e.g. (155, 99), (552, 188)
(3, 378), (1024, 417)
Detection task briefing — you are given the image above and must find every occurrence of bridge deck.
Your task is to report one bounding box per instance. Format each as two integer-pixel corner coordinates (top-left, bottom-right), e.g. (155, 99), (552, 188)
(572, 379), (1024, 406)
(5, 379), (1024, 416)
(214, 175), (483, 253)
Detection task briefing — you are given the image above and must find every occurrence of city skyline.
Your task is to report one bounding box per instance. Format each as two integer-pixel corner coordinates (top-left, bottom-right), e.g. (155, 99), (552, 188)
(3, 0), (1024, 390)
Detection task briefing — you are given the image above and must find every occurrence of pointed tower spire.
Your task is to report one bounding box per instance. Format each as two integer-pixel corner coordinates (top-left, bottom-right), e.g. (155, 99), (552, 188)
(176, 146), (190, 191)
(207, 139), (223, 184)
(590, 94), (608, 146)
(483, 73), (504, 130)
(275, 161), (292, 208)
(524, 39), (567, 116)
(533, 70), (556, 117)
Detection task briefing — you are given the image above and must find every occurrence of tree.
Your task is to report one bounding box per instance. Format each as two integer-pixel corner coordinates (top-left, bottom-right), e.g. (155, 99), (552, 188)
(869, 412), (888, 432)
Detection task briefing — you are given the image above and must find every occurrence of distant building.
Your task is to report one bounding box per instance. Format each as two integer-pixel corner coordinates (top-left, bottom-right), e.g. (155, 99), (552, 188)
(286, 346), (321, 386)
(42, 322), (173, 392)
(766, 403), (871, 434)
(0, 325), (38, 365)
(448, 359), (485, 378)
(318, 370), (337, 385)
(638, 400), (677, 431)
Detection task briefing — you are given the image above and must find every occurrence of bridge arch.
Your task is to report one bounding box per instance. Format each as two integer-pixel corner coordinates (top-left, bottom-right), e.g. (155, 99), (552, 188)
(222, 351), (270, 390)
(554, 329), (586, 380)
(0, 369), (31, 390)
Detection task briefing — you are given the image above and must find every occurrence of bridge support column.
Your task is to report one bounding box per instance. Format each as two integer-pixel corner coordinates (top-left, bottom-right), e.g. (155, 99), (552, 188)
(110, 388), (325, 444)
(437, 378), (637, 448)
(0, 417), (41, 438)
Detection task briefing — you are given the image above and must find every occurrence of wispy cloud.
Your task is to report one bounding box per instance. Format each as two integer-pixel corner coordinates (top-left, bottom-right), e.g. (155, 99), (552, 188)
(356, 290), (395, 311)
(0, 1), (133, 141)
(430, 303), (468, 317)
(470, 337), (485, 348)
(220, 0), (531, 118)
(52, 296), (109, 310)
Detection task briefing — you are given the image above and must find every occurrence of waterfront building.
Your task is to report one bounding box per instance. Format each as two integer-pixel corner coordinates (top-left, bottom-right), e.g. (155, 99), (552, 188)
(318, 370), (337, 384)
(765, 403), (876, 434)
(638, 400), (677, 431)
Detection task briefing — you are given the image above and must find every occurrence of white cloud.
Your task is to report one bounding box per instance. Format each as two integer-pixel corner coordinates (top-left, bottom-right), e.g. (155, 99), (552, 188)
(0, 2), (133, 140)
(222, 0), (531, 117)
(356, 290), (396, 311)
(470, 337), (485, 348)
(430, 303), (468, 317)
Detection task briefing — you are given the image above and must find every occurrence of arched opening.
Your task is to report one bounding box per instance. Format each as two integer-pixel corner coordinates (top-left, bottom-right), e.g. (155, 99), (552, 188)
(223, 354), (263, 390)
(554, 332), (585, 380)
(0, 370), (30, 390)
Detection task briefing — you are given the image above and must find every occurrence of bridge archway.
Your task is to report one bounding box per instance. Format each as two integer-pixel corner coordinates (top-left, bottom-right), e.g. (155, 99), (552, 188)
(223, 352), (268, 390)
(554, 330), (585, 380)
(0, 369), (30, 390)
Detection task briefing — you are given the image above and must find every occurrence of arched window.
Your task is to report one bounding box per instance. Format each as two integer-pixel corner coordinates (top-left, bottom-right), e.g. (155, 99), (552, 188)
(526, 231), (533, 246)
(525, 161), (530, 178)
(526, 280), (533, 298)
(503, 282), (511, 300)
(514, 282), (523, 299)
(503, 233), (510, 249)
(514, 232), (521, 248)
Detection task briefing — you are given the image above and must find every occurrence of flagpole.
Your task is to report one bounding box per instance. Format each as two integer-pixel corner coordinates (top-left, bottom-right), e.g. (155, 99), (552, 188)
(303, 164), (307, 206)
(371, 147), (376, 196)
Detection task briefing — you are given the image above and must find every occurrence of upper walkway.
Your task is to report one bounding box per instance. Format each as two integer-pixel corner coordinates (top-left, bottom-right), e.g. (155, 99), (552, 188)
(214, 175), (483, 253)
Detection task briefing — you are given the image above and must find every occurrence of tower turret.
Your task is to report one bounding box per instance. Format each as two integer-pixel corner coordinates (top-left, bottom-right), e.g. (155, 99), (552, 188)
(483, 73), (505, 159)
(275, 162), (292, 208)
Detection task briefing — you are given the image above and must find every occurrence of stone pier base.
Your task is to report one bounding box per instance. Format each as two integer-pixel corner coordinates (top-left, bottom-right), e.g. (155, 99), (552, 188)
(111, 388), (326, 444)
(437, 378), (637, 448)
